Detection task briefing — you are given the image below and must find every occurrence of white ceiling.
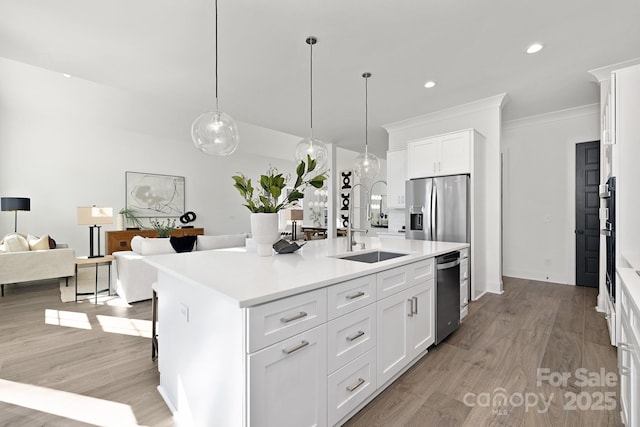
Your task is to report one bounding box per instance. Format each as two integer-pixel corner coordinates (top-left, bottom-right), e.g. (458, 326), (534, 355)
(1, 0), (639, 157)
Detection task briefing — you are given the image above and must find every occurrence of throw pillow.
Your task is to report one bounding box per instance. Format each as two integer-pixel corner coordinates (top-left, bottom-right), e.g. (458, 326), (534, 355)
(3, 233), (30, 252)
(130, 235), (144, 254)
(170, 235), (197, 253)
(140, 237), (173, 255)
(28, 234), (51, 251)
(196, 234), (246, 250)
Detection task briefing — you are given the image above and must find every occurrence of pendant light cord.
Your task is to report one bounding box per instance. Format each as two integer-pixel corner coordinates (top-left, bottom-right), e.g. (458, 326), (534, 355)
(215, 0), (219, 112)
(365, 75), (368, 155)
(309, 39), (314, 139)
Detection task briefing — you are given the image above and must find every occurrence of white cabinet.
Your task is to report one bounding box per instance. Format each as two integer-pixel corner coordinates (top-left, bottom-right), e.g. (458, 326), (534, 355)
(460, 248), (469, 320)
(406, 280), (435, 356)
(249, 324), (327, 427)
(387, 149), (407, 208)
(376, 259), (435, 387)
(617, 268), (640, 426)
(407, 130), (472, 179)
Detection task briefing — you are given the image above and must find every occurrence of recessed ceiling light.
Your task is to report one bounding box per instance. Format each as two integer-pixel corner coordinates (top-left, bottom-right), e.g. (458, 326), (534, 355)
(424, 81), (436, 88)
(62, 73), (72, 79)
(526, 43), (544, 54)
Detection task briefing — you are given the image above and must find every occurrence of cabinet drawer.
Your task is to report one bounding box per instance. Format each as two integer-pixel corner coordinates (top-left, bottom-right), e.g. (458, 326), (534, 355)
(328, 274), (376, 320)
(328, 348), (376, 427)
(328, 304), (377, 374)
(377, 258), (434, 299)
(247, 288), (327, 353)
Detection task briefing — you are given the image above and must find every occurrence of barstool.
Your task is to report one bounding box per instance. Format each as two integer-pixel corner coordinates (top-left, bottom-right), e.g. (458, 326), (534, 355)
(151, 282), (158, 361)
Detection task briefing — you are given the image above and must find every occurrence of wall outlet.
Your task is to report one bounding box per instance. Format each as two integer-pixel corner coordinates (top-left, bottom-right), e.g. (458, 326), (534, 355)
(544, 215), (552, 223)
(179, 303), (189, 323)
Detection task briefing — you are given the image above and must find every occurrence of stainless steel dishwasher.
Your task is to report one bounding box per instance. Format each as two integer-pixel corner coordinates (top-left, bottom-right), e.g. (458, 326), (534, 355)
(435, 251), (461, 344)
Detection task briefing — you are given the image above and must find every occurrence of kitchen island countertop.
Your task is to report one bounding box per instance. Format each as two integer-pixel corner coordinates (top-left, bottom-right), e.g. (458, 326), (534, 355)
(144, 236), (468, 307)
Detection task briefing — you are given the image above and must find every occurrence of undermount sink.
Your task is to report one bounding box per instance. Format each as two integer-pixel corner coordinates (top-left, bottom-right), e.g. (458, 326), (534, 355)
(336, 250), (409, 264)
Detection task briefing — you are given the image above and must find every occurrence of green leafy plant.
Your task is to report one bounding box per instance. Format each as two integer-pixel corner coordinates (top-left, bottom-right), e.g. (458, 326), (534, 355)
(150, 218), (177, 238)
(119, 208), (143, 229)
(232, 155), (328, 213)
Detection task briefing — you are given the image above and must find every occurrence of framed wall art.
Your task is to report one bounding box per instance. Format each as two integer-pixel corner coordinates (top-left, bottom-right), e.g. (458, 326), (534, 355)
(125, 171), (185, 217)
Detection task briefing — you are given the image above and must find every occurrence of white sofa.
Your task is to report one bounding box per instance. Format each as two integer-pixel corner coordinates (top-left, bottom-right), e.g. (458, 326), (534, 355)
(0, 234), (75, 296)
(112, 234), (246, 303)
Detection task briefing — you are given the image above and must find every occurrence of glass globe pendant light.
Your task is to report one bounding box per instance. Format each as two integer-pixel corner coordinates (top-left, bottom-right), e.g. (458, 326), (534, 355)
(353, 72), (380, 179)
(294, 36), (328, 169)
(191, 0), (239, 156)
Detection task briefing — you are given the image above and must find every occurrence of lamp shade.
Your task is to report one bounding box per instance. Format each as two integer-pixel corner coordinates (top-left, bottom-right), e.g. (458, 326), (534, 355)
(1, 197), (30, 212)
(285, 209), (304, 221)
(77, 207), (114, 225)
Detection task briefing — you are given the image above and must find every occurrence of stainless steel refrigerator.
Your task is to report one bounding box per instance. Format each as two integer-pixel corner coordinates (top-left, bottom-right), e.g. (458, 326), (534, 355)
(406, 175), (469, 344)
(405, 175), (470, 244)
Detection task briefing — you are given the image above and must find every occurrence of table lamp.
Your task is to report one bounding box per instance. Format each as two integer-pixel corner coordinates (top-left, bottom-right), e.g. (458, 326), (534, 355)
(1, 197), (30, 232)
(77, 206), (113, 258)
(285, 209), (304, 241)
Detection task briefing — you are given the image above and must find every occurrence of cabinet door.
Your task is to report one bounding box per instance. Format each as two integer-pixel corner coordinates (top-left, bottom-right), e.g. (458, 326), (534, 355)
(376, 287), (412, 386)
(439, 131), (470, 175)
(249, 324), (327, 427)
(387, 149), (407, 208)
(408, 279), (435, 358)
(407, 138), (439, 179)
(619, 315), (632, 426)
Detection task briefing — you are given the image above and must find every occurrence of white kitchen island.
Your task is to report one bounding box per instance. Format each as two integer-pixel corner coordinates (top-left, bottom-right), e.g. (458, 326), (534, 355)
(145, 237), (468, 427)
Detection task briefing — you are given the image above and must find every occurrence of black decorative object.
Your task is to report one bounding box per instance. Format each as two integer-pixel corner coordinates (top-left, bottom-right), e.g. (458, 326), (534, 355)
(170, 235), (197, 253)
(272, 239), (306, 254)
(180, 211), (197, 224)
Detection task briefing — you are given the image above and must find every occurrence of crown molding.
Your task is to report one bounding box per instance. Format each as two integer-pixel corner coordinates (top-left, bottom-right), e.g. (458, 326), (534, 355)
(502, 104), (599, 131)
(588, 57), (640, 82)
(382, 93), (508, 133)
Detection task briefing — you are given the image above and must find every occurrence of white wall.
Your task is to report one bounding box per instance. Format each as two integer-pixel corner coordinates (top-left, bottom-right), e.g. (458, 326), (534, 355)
(502, 104), (599, 284)
(0, 58), (300, 256)
(384, 94), (506, 296)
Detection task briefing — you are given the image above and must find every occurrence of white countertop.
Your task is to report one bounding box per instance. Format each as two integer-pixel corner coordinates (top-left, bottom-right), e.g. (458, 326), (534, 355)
(145, 237), (468, 308)
(618, 267), (640, 315)
(622, 253), (640, 270)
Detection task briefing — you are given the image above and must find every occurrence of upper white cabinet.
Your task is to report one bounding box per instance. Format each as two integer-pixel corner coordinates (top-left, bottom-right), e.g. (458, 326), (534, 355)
(387, 149), (407, 208)
(407, 130), (476, 179)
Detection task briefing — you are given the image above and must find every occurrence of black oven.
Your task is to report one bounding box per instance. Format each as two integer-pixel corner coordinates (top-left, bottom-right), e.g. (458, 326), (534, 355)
(600, 176), (616, 303)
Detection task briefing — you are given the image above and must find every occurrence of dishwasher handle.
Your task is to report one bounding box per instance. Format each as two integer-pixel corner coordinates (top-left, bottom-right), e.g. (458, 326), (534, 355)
(437, 259), (460, 270)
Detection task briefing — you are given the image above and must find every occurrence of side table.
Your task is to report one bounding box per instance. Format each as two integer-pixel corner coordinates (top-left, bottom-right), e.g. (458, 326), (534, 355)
(75, 255), (114, 303)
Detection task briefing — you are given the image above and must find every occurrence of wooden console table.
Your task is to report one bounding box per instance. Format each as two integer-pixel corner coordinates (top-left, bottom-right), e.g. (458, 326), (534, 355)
(106, 228), (204, 254)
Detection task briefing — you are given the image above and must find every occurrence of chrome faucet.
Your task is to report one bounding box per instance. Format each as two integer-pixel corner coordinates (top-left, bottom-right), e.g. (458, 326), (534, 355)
(347, 183), (370, 251)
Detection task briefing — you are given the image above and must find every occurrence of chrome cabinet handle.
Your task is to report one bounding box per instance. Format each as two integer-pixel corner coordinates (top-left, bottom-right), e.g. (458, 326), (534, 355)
(408, 299), (414, 317)
(346, 377), (365, 392)
(282, 340), (309, 355)
(281, 311), (307, 323)
(346, 330), (365, 342)
(346, 291), (365, 300)
(413, 296), (418, 314)
(618, 342), (631, 350)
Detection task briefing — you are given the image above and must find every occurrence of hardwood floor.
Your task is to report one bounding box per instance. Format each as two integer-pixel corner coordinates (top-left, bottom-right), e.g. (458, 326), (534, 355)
(0, 280), (173, 427)
(345, 277), (622, 427)
(0, 277), (621, 426)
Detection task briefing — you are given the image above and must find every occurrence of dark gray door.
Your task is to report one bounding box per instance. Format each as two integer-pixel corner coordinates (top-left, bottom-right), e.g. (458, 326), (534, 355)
(575, 141), (600, 287)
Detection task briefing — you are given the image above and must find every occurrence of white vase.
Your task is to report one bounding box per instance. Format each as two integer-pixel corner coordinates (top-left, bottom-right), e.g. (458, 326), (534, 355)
(116, 214), (125, 231)
(250, 213), (279, 256)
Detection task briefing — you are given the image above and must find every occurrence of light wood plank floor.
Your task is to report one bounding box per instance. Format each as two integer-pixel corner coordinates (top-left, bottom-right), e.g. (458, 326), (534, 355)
(345, 277), (622, 427)
(0, 277), (621, 426)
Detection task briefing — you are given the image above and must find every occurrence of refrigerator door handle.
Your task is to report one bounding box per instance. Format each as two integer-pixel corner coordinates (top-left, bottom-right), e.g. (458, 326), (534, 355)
(431, 184), (437, 241)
